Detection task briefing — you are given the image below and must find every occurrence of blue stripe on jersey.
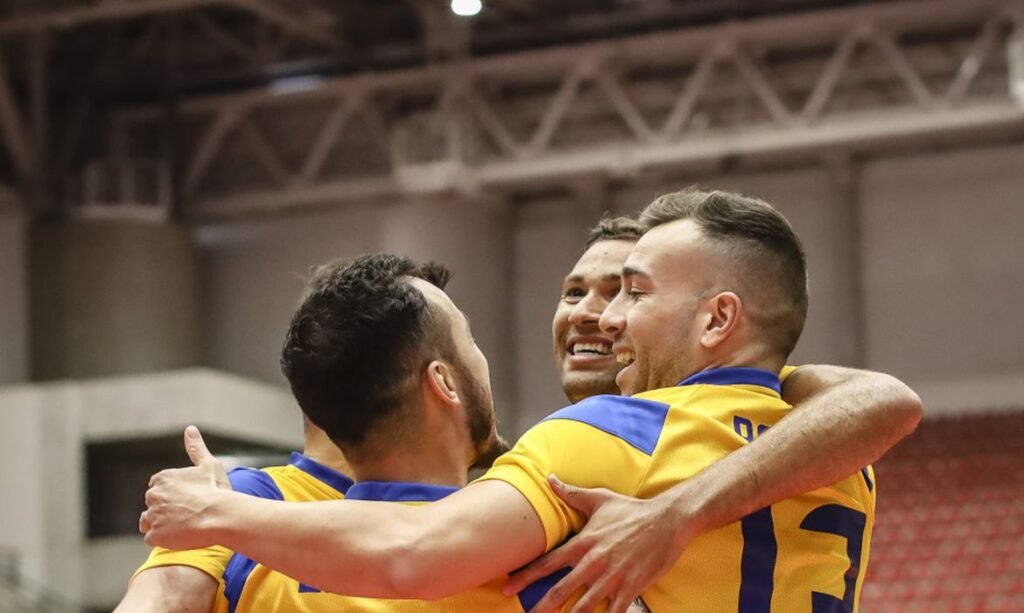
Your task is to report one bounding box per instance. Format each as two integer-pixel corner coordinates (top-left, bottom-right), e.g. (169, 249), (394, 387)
(344, 481), (458, 503)
(224, 554), (259, 613)
(517, 567), (570, 612)
(288, 452), (354, 495)
(222, 469), (284, 613)
(347, 481), (568, 608)
(226, 467), (286, 500)
(543, 395), (670, 456)
(678, 367), (782, 394)
(860, 467), (873, 492)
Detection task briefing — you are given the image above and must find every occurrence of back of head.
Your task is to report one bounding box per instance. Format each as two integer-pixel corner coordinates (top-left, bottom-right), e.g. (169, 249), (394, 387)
(280, 254), (454, 449)
(639, 188), (808, 358)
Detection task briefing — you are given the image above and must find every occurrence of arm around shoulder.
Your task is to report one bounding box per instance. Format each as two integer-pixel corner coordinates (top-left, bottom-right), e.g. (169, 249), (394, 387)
(782, 364), (923, 444)
(114, 565), (219, 613)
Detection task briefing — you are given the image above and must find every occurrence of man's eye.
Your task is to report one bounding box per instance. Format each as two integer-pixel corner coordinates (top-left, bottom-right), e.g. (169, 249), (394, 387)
(604, 285), (622, 300)
(562, 288), (586, 302)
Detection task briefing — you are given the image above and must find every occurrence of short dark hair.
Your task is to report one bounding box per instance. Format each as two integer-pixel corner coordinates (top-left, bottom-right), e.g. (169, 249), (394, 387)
(585, 216), (645, 250)
(639, 188), (808, 357)
(280, 254), (455, 448)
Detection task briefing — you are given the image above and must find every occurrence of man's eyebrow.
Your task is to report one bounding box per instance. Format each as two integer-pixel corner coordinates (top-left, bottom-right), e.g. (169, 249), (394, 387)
(622, 266), (649, 279)
(563, 273), (622, 284)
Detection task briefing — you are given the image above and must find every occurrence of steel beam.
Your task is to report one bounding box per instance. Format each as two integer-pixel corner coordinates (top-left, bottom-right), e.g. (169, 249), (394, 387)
(0, 0), (335, 47)
(0, 49), (33, 184)
(100, 0), (1023, 217)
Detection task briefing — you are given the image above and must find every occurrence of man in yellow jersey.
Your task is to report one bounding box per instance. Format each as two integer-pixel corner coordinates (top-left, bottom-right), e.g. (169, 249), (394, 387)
(127, 254), (558, 612)
(115, 418), (353, 612)
(126, 215), (910, 612)
(142, 190), (921, 611)
(523, 215), (917, 611)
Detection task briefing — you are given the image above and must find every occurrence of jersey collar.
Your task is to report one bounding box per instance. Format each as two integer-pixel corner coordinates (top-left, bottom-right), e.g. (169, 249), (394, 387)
(344, 481), (459, 503)
(677, 367), (781, 394)
(288, 452), (354, 495)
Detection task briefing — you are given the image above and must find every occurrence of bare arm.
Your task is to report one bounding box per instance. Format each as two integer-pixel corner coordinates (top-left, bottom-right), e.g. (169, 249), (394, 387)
(689, 364), (921, 524)
(113, 566), (218, 613)
(507, 365), (923, 612)
(141, 431), (546, 600)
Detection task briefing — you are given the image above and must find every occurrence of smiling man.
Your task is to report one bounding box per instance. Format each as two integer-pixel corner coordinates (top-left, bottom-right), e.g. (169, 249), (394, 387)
(141, 189), (920, 612)
(554, 218), (645, 403)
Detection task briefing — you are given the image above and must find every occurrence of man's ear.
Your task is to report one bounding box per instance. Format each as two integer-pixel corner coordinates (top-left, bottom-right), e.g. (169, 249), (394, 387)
(425, 360), (460, 406)
(701, 291), (742, 349)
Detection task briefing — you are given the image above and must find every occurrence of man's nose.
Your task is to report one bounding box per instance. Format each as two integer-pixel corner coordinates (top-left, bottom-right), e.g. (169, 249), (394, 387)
(568, 292), (604, 328)
(600, 291), (627, 336)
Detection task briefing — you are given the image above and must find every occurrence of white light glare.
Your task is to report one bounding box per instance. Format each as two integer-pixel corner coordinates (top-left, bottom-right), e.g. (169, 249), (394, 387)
(451, 0), (482, 17)
(269, 75), (323, 94)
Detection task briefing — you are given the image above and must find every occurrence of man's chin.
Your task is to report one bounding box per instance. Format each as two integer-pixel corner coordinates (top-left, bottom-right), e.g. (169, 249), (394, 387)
(561, 373), (621, 403)
(615, 366), (639, 396)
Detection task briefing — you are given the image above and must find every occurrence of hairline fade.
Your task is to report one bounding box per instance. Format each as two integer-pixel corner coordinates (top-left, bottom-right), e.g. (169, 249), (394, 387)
(638, 188), (809, 358)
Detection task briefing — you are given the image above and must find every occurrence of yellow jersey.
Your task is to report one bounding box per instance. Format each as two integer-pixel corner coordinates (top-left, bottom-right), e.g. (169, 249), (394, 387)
(482, 366), (875, 612)
(222, 478), (561, 612)
(131, 452), (354, 612)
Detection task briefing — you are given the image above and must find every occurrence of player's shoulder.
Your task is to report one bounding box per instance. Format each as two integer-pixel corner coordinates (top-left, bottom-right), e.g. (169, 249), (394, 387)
(226, 465), (286, 500)
(541, 394), (671, 455)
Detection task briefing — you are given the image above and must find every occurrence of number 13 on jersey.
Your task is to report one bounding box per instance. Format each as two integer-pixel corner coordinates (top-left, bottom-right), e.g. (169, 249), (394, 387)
(739, 503), (868, 613)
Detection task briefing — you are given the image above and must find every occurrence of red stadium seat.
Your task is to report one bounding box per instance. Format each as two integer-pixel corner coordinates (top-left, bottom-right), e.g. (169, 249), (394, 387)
(861, 410), (1024, 610)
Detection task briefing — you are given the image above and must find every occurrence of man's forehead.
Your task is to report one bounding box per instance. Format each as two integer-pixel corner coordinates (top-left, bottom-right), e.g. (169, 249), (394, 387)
(567, 239), (635, 280)
(626, 219), (703, 272)
(634, 219), (702, 256)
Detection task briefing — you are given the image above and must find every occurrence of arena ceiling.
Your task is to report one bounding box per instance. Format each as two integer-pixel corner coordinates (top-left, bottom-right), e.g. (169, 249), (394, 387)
(0, 0), (1019, 217)
(0, 0), (903, 103)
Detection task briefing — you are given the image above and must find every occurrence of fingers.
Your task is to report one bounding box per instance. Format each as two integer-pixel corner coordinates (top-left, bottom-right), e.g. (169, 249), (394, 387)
(183, 425), (215, 468)
(504, 544), (576, 595)
(609, 593), (639, 613)
(548, 474), (614, 519)
(566, 575), (613, 613)
(139, 511), (150, 534)
(531, 557), (605, 613)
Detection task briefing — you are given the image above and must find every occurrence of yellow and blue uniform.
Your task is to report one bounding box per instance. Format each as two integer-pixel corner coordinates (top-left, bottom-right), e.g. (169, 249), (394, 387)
(131, 452), (354, 612)
(221, 478), (563, 612)
(482, 366), (876, 612)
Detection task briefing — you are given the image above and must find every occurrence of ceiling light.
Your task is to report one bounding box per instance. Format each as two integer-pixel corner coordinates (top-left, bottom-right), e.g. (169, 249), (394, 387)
(451, 0), (482, 17)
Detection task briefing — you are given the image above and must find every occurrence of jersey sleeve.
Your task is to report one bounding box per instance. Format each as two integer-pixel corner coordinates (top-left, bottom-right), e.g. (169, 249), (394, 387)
(477, 395), (668, 551)
(779, 364), (801, 383)
(130, 466), (285, 585)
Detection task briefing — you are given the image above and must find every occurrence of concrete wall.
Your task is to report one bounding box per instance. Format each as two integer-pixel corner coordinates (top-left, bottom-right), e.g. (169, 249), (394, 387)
(859, 143), (1024, 413)
(195, 143), (1024, 433)
(197, 197), (521, 429)
(0, 369), (301, 609)
(0, 210), (28, 384)
(30, 220), (200, 380)
(512, 198), (602, 430)
(860, 143), (1024, 381)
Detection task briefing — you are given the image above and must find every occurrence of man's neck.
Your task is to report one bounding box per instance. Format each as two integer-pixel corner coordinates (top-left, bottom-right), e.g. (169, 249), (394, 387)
(684, 346), (786, 384)
(301, 427), (353, 475)
(347, 446), (470, 488)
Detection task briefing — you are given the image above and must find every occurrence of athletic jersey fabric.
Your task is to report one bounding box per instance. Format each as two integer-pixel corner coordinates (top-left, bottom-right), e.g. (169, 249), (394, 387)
(131, 452), (354, 612)
(481, 366), (875, 612)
